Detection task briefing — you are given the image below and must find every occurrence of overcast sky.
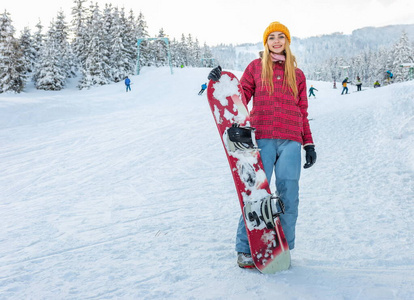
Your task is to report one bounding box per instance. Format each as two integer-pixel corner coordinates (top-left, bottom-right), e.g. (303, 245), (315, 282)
(4, 0), (414, 45)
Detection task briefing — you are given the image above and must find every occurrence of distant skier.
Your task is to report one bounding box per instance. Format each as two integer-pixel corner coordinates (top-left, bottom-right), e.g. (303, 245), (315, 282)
(356, 76), (362, 92)
(198, 83), (207, 95)
(386, 70), (393, 84)
(374, 80), (381, 88)
(308, 85), (318, 98)
(125, 76), (131, 92)
(341, 77), (349, 95)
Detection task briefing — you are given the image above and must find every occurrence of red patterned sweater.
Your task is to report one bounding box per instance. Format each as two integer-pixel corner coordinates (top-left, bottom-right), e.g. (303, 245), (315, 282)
(240, 58), (314, 146)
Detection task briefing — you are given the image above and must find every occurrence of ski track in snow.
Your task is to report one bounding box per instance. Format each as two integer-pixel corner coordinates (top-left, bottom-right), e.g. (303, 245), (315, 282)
(0, 67), (413, 299)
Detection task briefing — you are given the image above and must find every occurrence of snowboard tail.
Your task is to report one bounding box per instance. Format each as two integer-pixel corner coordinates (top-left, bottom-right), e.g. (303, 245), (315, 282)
(206, 71), (290, 273)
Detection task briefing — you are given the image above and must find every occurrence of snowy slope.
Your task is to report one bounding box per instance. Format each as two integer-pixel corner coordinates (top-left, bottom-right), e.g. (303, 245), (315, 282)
(0, 67), (413, 300)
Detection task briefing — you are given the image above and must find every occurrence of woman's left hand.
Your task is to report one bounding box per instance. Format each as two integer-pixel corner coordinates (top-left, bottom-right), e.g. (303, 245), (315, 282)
(303, 145), (317, 169)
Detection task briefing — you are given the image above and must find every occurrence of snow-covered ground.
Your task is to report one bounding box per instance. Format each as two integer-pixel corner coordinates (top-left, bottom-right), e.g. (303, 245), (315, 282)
(0, 67), (413, 299)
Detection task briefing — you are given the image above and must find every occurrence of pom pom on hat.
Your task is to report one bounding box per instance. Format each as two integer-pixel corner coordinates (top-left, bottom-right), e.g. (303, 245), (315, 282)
(263, 22), (291, 45)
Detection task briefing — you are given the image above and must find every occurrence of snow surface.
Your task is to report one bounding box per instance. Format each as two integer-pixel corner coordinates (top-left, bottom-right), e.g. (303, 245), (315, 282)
(0, 67), (413, 299)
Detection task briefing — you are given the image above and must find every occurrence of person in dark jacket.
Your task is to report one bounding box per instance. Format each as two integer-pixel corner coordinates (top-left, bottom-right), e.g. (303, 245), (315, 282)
(356, 76), (362, 91)
(125, 76), (131, 92)
(208, 21), (316, 269)
(308, 85), (318, 98)
(386, 70), (393, 84)
(341, 77), (349, 95)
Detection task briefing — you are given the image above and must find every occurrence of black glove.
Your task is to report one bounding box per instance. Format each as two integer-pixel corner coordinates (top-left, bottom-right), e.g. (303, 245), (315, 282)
(303, 145), (317, 169)
(208, 66), (222, 81)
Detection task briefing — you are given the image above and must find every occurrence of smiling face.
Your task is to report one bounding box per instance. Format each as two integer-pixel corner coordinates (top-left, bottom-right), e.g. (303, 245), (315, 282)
(266, 31), (286, 54)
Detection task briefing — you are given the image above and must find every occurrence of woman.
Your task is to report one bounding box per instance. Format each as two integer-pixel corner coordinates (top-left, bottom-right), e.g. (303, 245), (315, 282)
(208, 22), (316, 268)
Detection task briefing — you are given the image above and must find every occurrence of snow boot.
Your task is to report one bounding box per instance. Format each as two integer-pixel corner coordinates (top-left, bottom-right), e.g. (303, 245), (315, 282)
(237, 252), (255, 269)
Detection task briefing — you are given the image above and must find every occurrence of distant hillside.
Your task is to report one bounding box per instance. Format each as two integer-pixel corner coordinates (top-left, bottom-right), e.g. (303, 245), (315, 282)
(292, 24), (414, 70)
(351, 24), (414, 49)
(211, 24), (414, 76)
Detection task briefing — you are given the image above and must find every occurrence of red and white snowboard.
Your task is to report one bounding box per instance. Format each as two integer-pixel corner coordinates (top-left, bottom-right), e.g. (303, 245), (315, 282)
(207, 71), (290, 273)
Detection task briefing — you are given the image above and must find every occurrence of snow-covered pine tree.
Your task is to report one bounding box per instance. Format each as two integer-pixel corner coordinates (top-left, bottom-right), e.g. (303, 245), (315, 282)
(19, 27), (36, 73)
(177, 34), (188, 67)
(362, 49), (374, 85)
(370, 47), (387, 85)
(78, 3), (110, 89)
(120, 8), (136, 75)
(153, 28), (168, 67)
(201, 42), (214, 67)
(33, 11), (73, 90)
(323, 56), (345, 82)
(55, 10), (76, 78)
(31, 21), (44, 80)
(186, 34), (196, 67)
(392, 31), (414, 82)
(169, 38), (180, 67)
(102, 3), (114, 47)
(71, 0), (89, 67)
(34, 22), (66, 91)
(319, 60), (331, 83)
(193, 38), (201, 67)
(108, 6), (127, 82)
(0, 10), (26, 93)
(351, 54), (364, 83)
(125, 9), (139, 74)
(327, 57), (338, 83)
(136, 11), (150, 68)
(102, 4), (115, 80)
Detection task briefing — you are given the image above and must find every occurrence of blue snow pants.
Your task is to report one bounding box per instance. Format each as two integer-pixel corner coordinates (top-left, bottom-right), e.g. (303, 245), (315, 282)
(235, 139), (302, 253)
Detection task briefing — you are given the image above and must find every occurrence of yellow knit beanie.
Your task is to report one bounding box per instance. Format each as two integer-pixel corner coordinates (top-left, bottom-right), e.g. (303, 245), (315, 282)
(263, 22), (291, 45)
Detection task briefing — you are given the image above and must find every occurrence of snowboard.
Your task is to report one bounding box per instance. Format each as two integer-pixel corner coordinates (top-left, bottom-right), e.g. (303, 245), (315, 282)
(206, 71), (290, 273)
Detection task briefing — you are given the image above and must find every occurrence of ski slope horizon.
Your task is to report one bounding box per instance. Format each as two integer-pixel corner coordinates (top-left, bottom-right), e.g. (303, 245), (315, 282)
(1, 67), (413, 299)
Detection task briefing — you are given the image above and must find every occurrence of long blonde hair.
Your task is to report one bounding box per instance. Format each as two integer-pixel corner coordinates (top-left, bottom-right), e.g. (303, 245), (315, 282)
(261, 41), (298, 98)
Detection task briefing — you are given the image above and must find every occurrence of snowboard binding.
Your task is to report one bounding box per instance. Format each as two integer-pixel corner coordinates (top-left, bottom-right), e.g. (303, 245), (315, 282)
(244, 195), (285, 229)
(227, 123), (258, 152)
